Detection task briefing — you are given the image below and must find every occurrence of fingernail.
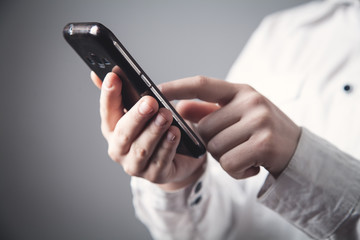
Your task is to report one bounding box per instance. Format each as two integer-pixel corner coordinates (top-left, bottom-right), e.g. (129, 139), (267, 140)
(139, 101), (154, 115)
(167, 130), (176, 142)
(155, 113), (167, 126)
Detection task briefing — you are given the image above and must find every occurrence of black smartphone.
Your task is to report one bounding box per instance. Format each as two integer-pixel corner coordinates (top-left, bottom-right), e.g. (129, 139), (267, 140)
(63, 22), (206, 158)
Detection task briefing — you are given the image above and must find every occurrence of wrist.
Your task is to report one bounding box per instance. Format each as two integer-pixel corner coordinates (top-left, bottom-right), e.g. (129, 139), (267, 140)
(157, 160), (206, 192)
(269, 126), (302, 179)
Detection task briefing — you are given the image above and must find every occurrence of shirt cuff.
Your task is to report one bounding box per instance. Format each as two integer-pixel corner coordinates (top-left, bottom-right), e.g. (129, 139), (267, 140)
(257, 127), (360, 239)
(130, 160), (209, 212)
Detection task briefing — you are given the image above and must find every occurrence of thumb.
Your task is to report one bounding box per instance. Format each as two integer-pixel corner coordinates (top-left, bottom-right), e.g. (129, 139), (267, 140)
(176, 100), (219, 123)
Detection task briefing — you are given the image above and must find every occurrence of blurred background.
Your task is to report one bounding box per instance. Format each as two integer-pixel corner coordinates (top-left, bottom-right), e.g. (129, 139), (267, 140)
(1, 0), (308, 239)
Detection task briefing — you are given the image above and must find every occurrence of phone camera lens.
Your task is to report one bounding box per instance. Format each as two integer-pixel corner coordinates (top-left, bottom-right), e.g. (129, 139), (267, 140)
(86, 56), (95, 65)
(89, 53), (102, 68)
(87, 53), (110, 69)
(102, 58), (111, 66)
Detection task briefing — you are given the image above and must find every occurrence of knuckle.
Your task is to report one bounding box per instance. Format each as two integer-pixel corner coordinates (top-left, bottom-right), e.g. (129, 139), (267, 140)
(254, 107), (272, 127)
(254, 130), (274, 159)
(146, 172), (162, 184)
(133, 112), (144, 123)
(241, 83), (256, 92)
(107, 144), (121, 163)
(207, 139), (221, 160)
(175, 100), (187, 113)
(115, 132), (131, 148)
(219, 154), (234, 173)
(247, 92), (265, 107)
(123, 164), (140, 177)
(135, 146), (148, 159)
(197, 121), (211, 143)
(131, 143), (150, 162)
(107, 134), (131, 162)
(161, 138), (177, 152)
(165, 126), (181, 147)
(194, 75), (209, 88)
(151, 112), (171, 134)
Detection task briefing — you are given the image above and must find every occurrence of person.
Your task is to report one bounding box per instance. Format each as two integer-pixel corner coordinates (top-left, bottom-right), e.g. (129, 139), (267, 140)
(91, 0), (360, 239)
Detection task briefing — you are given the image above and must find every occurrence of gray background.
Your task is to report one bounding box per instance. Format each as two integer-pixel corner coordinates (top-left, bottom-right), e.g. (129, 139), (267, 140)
(1, 0), (308, 239)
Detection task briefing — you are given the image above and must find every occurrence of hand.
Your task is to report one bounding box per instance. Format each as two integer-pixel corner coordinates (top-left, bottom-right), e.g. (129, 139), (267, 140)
(90, 72), (205, 191)
(159, 76), (301, 179)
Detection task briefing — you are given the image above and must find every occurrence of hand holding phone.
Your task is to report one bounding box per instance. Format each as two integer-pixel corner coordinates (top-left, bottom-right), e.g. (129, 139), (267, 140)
(63, 22), (205, 158)
(63, 22), (207, 188)
(97, 71), (207, 187)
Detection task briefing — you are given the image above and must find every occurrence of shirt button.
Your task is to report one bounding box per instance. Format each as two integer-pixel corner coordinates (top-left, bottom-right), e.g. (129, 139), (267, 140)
(191, 196), (202, 206)
(194, 181), (202, 194)
(343, 84), (352, 93)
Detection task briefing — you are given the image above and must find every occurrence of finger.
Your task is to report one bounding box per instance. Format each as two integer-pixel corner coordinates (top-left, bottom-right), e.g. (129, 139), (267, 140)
(219, 140), (259, 179)
(112, 95), (159, 155)
(99, 72), (125, 138)
(197, 100), (244, 143)
(91, 71), (102, 89)
(124, 108), (173, 175)
(206, 119), (252, 160)
(238, 167), (261, 179)
(159, 76), (239, 105)
(143, 126), (181, 183)
(176, 100), (219, 123)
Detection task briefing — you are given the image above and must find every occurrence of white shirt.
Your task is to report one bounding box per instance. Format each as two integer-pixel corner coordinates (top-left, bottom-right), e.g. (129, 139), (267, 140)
(131, 0), (360, 239)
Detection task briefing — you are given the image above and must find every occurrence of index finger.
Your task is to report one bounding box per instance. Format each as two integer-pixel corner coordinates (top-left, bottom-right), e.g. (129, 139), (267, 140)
(159, 76), (239, 105)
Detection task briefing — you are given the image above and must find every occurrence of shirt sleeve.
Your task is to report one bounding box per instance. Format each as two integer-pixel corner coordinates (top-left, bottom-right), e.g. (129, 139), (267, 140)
(130, 165), (211, 240)
(258, 128), (360, 239)
(130, 157), (248, 240)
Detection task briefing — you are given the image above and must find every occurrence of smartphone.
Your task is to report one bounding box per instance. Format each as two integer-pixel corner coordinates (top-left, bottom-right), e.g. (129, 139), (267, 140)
(63, 22), (206, 158)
